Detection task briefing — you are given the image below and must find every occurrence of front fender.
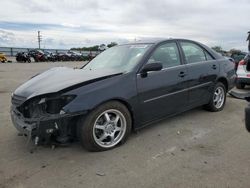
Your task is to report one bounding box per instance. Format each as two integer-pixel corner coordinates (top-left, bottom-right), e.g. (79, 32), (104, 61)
(62, 73), (138, 114)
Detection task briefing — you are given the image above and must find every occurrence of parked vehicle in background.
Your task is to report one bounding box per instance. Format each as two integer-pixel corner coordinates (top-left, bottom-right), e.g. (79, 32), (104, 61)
(11, 39), (236, 151)
(28, 49), (39, 62)
(98, 44), (107, 52)
(44, 51), (57, 62)
(67, 51), (84, 61)
(29, 50), (48, 62)
(231, 52), (247, 70)
(57, 52), (71, 61)
(236, 53), (250, 89)
(0, 52), (7, 63)
(16, 52), (31, 63)
(15, 49), (95, 63)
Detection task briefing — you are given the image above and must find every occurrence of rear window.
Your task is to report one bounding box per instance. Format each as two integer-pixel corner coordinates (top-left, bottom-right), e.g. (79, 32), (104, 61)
(180, 42), (214, 63)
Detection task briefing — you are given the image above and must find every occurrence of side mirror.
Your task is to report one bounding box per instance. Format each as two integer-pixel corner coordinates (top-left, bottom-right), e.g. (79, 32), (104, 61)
(141, 62), (163, 73)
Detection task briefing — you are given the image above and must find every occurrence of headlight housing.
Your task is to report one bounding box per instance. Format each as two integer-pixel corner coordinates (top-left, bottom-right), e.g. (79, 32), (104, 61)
(39, 95), (76, 114)
(17, 95), (76, 118)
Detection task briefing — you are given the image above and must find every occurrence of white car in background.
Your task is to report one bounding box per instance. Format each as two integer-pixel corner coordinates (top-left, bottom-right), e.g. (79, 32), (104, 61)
(236, 53), (250, 89)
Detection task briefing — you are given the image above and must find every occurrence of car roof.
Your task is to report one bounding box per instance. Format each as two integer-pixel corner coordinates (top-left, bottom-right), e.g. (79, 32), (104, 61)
(123, 38), (201, 45)
(121, 38), (223, 60)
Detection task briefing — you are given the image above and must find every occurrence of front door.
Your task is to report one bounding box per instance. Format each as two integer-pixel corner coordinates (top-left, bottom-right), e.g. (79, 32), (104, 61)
(136, 42), (188, 124)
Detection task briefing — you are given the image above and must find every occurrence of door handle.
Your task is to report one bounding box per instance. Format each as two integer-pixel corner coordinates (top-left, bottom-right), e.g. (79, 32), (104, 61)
(178, 71), (187, 78)
(212, 64), (217, 70)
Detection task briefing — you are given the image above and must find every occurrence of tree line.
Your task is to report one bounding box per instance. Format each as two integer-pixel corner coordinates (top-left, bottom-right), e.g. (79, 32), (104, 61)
(71, 42), (118, 51)
(211, 46), (245, 56)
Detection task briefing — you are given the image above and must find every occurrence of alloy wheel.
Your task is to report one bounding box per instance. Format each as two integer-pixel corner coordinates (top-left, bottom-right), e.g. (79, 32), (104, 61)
(93, 109), (127, 148)
(213, 86), (225, 109)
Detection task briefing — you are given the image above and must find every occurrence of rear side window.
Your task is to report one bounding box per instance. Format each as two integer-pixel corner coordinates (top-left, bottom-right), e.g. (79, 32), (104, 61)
(180, 42), (213, 64)
(148, 42), (181, 68)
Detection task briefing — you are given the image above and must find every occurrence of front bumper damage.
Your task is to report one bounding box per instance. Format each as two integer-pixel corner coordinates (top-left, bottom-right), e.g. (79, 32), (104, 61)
(10, 105), (86, 150)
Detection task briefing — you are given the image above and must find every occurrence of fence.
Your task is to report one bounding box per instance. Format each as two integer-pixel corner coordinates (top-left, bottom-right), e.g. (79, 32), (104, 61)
(0, 47), (98, 57)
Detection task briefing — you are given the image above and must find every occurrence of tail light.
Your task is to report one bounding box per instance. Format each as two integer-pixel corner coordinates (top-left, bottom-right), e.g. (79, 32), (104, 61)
(239, 60), (246, 65)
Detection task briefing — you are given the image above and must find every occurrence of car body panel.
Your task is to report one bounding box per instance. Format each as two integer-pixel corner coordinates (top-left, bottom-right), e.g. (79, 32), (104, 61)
(136, 65), (188, 124)
(184, 61), (218, 106)
(10, 38), (236, 145)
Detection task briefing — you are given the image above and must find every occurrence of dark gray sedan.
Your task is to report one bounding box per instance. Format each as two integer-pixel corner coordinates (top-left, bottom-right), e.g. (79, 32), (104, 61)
(11, 39), (236, 151)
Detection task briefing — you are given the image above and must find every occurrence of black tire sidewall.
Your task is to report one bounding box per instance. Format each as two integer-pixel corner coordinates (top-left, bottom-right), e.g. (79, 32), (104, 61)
(245, 106), (250, 132)
(206, 82), (226, 112)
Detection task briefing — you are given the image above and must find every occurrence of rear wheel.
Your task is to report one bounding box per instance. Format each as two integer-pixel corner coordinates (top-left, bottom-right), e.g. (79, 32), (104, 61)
(204, 82), (226, 112)
(77, 101), (132, 152)
(236, 82), (245, 89)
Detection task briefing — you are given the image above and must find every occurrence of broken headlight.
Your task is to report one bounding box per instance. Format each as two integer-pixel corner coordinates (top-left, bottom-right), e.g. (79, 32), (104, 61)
(39, 95), (76, 115)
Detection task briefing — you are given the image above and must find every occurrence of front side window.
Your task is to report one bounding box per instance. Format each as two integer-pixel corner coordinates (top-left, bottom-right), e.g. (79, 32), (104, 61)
(148, 42), (181, 68)
(180, 42), (213, 64)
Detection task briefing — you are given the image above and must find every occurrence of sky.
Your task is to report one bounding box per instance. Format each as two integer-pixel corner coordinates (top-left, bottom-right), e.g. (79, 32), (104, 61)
(0, 0), (249, 50)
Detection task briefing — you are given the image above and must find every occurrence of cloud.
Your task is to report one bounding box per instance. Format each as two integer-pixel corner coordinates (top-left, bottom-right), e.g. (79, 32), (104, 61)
(0, 0), (249, 50)
(0, 30), (16, 46)
(61, 23), (81, 28)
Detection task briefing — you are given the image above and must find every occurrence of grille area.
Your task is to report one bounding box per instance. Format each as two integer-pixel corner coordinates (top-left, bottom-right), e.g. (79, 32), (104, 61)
(11, 94), (26, 107)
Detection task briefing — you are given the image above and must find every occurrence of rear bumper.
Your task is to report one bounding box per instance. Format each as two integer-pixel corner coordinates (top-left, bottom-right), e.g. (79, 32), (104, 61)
(237, 77), (250, 85)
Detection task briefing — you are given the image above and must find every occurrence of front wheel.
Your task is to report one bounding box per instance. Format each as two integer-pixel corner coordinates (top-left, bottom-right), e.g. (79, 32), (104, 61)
(77, 101), (132, 152)
(204, 82), (226, 112)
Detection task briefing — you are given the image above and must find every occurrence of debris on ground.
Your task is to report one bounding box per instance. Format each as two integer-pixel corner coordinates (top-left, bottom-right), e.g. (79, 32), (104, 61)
(96, 171), (105, 176)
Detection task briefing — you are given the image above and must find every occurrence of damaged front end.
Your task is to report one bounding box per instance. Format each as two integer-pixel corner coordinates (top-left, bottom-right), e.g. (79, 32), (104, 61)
(10, 93), (84, 148)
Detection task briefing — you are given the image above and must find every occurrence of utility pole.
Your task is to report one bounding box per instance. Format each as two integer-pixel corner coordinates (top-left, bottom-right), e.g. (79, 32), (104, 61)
(38, 31), (42, 49)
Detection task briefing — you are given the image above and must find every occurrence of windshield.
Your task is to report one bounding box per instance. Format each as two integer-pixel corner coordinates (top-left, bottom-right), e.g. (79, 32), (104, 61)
(83, 44), (152, 72)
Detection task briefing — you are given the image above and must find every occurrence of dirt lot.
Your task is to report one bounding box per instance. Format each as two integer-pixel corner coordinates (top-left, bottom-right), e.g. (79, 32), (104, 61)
(0, 62), (250, 188)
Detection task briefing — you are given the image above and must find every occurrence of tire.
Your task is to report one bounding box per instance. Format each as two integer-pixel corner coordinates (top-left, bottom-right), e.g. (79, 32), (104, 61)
(77, 101), (132, 152)
(204, 82), (226, 112)
(236, 82), (245, 89)
(245, 106), (250, 132)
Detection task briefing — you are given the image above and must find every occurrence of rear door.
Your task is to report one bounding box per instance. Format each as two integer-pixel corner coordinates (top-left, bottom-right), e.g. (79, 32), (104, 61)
(178, 41), (219, 106)
(136, 41), (188, 124)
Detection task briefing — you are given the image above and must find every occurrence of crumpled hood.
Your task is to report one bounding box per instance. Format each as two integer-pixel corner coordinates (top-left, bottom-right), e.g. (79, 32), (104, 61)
(14, 67), (122, 99)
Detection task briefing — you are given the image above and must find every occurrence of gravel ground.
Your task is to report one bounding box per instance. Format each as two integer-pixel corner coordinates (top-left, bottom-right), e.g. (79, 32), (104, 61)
(0, 62), (250, 188)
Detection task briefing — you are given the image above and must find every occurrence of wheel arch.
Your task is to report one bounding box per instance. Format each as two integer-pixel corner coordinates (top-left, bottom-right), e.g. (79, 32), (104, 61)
(216, 77), (229, 91)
